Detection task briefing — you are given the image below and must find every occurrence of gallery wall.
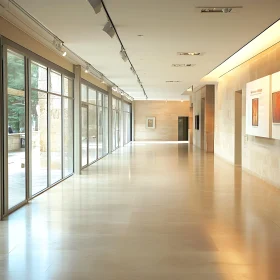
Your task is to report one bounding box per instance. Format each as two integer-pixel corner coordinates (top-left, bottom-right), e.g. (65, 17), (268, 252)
(134, 101), (189, 141)
(192, 85), (215, 152)
(215, 41), (280, 188)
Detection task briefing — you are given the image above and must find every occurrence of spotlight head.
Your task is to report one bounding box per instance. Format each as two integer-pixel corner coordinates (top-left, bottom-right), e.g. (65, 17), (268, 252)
(222, 8), (232, 13)
(120, 49), (128, 62)
(85, 64), (90, 73)
(88, 0), (102, 14)
(103, 21), (115, 38)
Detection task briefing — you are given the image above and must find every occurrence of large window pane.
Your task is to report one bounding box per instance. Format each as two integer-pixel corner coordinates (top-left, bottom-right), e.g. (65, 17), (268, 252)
(116, 111), (120, 148)
(103, 107), (109, 156)
(82, 106), (88, 167)
(112, 98), (116, 110)
(97, 106), (103, 158)
(97, 92), (102, 106)
(104, 95), (108, 108)
(50, 70), (61, 94)
(31, 62), (47, 91)
(31, 90), (48, 195)
(64, 77), (73, 97)
(7, 50), (26, 208)
(64, 98), (74, 176)
(50, 94), (62, 184)
(89, 105), (97, 163)
(88, 88), (96, 105)
(112, 110), (116, 151)
(81, 84), (87, 102)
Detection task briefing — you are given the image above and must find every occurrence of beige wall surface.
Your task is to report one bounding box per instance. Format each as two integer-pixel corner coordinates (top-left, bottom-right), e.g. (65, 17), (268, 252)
(192, 85), (215, 152)
(134, 101), (189, 141)
(215, 42), (280, 188)
(0, 16), (73, 73)
(0, 16), (110, 93)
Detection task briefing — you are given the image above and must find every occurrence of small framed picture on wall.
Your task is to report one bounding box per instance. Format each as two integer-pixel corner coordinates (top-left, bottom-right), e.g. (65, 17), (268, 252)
(146, 117), (156, 129)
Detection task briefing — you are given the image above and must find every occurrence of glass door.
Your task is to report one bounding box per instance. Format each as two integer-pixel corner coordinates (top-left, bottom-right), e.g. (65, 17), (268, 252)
(5, 48), (28, 211)
(81, 105), (88, 168)
(88, 105), (97, 163)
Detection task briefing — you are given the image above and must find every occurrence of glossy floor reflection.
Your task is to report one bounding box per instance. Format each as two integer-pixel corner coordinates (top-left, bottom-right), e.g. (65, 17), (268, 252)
(1, 142), (280, 280)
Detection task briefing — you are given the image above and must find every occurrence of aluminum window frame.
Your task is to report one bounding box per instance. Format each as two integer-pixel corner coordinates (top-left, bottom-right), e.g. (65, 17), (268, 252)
(1, 37), (75, 216)
(80, 80), (109, 168)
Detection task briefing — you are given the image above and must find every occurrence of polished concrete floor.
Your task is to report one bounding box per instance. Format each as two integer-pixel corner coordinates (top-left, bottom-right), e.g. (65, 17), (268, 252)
(1, 142), (280, 280)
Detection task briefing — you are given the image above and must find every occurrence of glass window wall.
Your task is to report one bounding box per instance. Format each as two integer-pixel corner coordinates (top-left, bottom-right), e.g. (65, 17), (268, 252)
(112, 96), (121, 151)
(81, 84), (108, 167)
(3, 46), (74, 214)
(123, 102), (132, 145)
(7, 50), (27, 209)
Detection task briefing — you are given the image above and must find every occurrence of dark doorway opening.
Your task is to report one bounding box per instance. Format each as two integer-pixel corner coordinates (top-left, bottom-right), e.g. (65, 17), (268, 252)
(178, 117), (189, 141)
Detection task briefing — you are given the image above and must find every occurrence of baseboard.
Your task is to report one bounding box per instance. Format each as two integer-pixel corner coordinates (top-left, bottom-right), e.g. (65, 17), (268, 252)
(214, 152), (280, 190)
(214, 152), (234, 165)
(242, 166), (280, 190)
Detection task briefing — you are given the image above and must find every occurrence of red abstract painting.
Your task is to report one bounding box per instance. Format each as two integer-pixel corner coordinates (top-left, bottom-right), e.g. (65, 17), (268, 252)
(252, 98), (259, 127)
(272, 91), (280, 123)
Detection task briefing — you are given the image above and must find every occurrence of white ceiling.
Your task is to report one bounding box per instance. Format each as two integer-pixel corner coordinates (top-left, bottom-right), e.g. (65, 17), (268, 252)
(12, 0), (280, 99)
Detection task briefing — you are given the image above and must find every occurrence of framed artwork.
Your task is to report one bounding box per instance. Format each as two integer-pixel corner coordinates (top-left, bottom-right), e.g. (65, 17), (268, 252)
(146, 117), (156, 129)
(246, 75), (270, 137)
(272, 91), (280, 124)
(195, 115), (199, 130)
(252, 98), (259, 127)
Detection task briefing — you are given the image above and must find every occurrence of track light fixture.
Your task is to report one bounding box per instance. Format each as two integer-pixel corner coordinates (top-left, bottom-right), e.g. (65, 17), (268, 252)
(53, 37), (67, 57)
(120, 48), (128, 62)
(103, 21), (115, 38)
(130, 66), (136, 75)
(101, 76), (106, 84)
(187, 86), (194, 92)
(87, 0), (102, 14)
(85, 64), (90, 73)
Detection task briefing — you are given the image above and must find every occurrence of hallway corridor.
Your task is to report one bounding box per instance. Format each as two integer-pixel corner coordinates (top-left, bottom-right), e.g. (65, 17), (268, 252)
(1, 142), (280, 280)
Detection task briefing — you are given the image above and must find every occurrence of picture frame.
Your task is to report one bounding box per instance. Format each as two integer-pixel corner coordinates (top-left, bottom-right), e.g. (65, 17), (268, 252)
(146, 117), (156, 129)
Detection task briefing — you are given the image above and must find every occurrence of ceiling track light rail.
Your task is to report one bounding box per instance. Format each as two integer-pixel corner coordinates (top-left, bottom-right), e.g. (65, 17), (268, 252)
(99, 0), (148, 99)
(7, 0), (134, 102)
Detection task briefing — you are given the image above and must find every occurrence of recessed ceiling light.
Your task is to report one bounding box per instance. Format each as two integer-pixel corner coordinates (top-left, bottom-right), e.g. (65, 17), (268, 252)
(177, 52), (201, 56)
(172, 64), (194, 67)
(138, 35), (144, 37)
(166, 81), (182, 83)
